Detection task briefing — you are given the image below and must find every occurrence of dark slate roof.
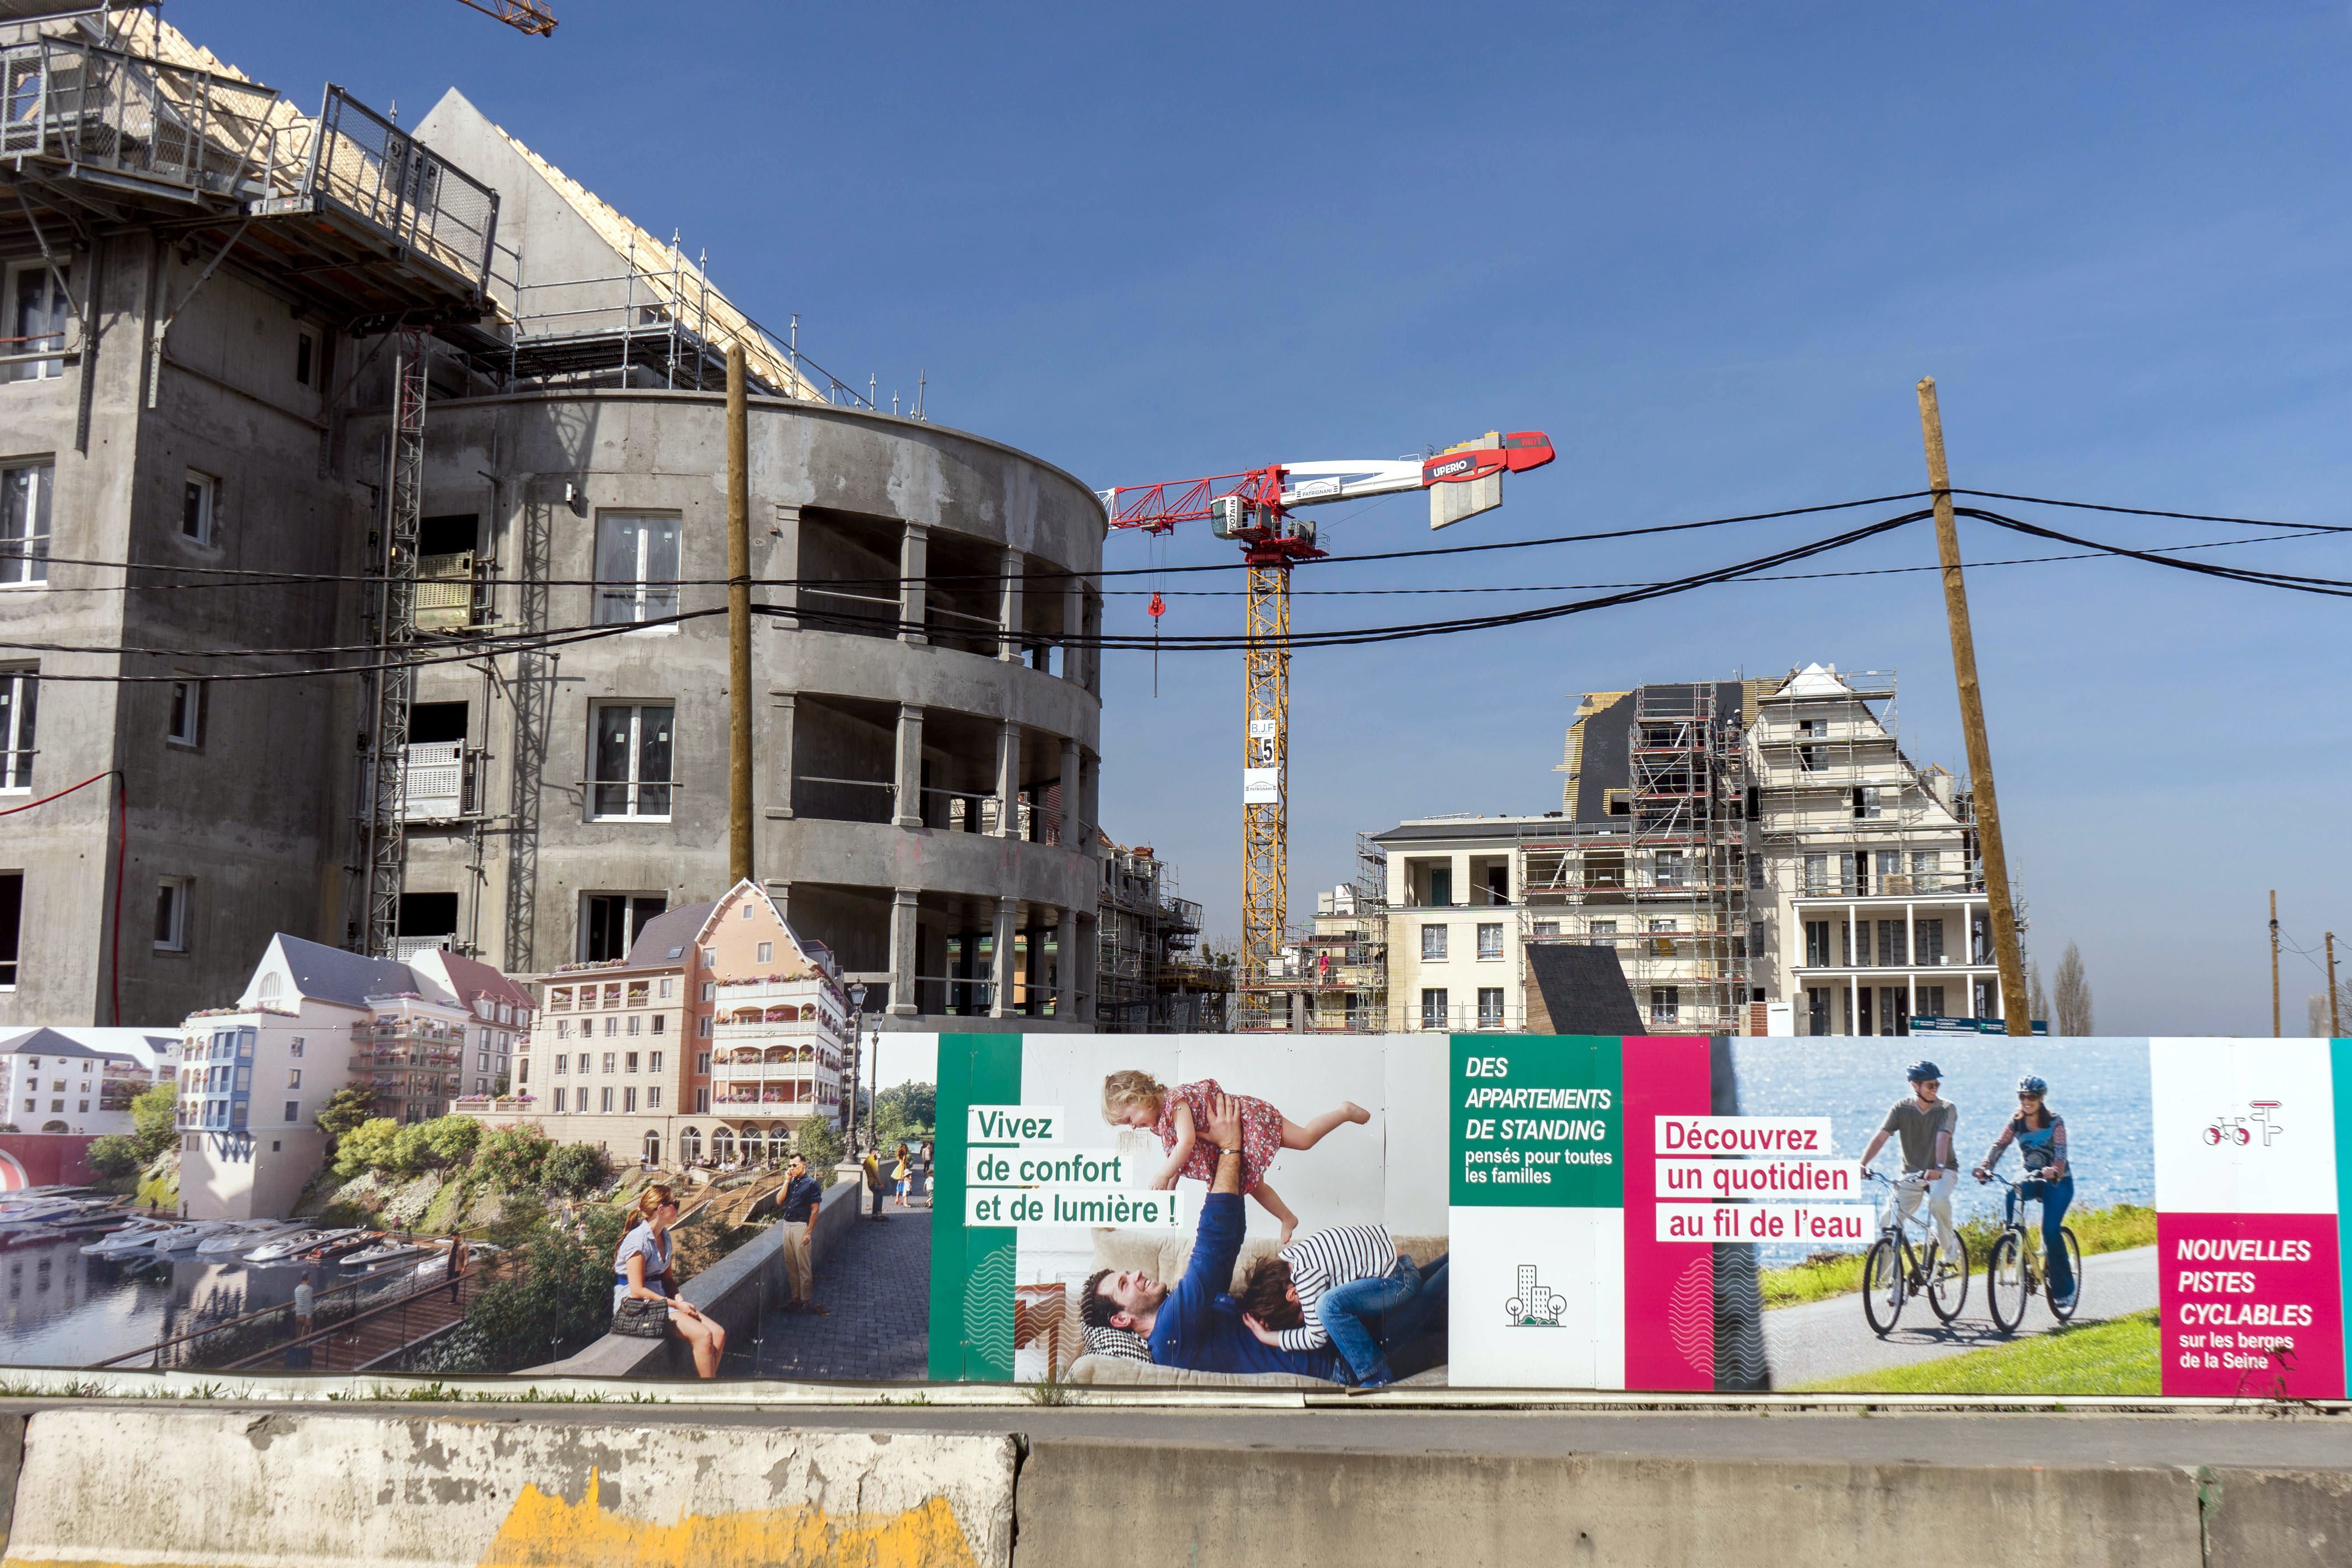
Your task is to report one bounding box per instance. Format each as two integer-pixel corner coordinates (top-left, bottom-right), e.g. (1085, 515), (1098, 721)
(625, 903), (720, 968)
(0, 1028), (139, 1065)
(274, 935), (419, 1008)
(1572, 692), (1635, 821)
(1523, 945), (1647, 1037)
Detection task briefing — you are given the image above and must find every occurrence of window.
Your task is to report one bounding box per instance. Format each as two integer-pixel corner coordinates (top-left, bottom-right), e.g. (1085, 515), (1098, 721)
(556, 1019), (570, 1039)
(1853, 785), (1882, 821)
(603, 1017), (617, 1037)
(1803, 852), (1829, 894)
(517, 1058), (529, 1085)
(1420, 925), (1448, 960)
(1653, 850), (1685, 888)
(153, 878), (189, 952)
(695, 1051), (711, 1074)
(290, 1037), (304, 1058)
(649, 1051), (664, 1072)
(1531, 920), (1559, 938)
(624, 1051), (639, 1074)
(700, 981), (714, 1002)
(1804, 920), (1830, 967)
(1876, 920), (1908, 967)
(1419, 988), (1449, 1030)
(659, 978), (674, 999)
(165, 676), (205, 748)
(701, 948), (716, 967)
(651, 1014), (665, 1035)
(593, 512), (680, 624)
(553, 1053), (567, 1074)
(1, 463), (50, 586)
(582, 893), (665, 961)
(590, 704), (674, 819)
(0, 872), (17, 989)
(283, 1100), (300, 1123)
(286, 1068), (301, 1089)
(1588, 918), (1619, 947)
(0, 667), (34, 790)
(695, 1087), (710, 1113)
(602, 1052), (616, 1074)
(8, 263), (69, 382)
(1649, 986), (1680, 1026)
(756, 941), (773, 964)
(600, 1086), (615, 1113)
(627, 1015), (641, 1036)
(552, 1087), (565, 1112)
(1476, 923), (1503, 961)
(646, 1086), (662, 1109)
(1427, 866), (1453, 906)
(1477, 987), (1506, 1028)
(181, 471), (218, 545)
(295, 331), (315, 388)
(1918, 918), (1945, 966)
(622, 1087), (637, 1113)
(698, 1016), (711, 1038)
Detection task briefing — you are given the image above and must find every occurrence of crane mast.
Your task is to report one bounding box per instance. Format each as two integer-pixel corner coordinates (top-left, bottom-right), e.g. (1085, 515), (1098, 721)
(1103, 431), (1555, 1029)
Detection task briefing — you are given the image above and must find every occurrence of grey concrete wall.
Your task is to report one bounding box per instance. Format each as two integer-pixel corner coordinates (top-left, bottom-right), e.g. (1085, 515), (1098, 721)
(1, 235), (365, 1032)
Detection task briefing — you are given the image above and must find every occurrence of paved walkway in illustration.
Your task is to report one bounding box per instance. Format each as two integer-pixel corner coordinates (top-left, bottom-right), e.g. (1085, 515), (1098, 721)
(1762, 1243), (2158, 1388)
(738, 1203), (932, 1382)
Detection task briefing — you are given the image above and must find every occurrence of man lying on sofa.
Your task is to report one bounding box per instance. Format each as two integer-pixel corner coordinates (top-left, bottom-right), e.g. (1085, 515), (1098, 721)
(1080, 1093), (1412, 1382)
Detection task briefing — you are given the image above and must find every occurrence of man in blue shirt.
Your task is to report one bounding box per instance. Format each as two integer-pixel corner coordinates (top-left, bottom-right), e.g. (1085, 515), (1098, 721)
(778, 1153), (828, 1316)
(1079, 1093), (1344, 1381)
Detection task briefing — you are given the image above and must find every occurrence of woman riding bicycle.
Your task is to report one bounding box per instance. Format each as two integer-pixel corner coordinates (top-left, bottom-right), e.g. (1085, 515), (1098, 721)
(1972, 1074), (2075, 1311)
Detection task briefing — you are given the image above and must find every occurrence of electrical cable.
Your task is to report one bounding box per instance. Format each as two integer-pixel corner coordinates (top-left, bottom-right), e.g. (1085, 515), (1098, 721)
(1950, 490), (2352, 534)
(1956, 508), (2352, 596)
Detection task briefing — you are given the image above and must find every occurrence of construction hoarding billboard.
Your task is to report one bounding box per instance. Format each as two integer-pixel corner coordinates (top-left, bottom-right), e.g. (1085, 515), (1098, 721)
(925, 1033), (2351, 1398)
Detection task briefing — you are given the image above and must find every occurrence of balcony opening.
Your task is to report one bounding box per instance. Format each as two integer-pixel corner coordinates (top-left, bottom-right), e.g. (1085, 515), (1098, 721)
(918, 707), (1003, 834)
(923, 532), (1007, 657)
(418, 514), (488, 633)
(790, 694), (896, 823)
(403, 702), (471, 820)
(797, 509), (902, 640)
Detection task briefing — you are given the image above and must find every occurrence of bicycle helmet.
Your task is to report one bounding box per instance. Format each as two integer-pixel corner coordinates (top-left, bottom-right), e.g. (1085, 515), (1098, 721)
(2017, 1074), (2048, 1096)
(1906, 1060), (1943, 1083)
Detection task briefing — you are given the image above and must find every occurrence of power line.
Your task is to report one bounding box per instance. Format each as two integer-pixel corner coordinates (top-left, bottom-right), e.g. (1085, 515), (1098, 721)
(1959, 508), (2352, 596)
(1952, 489), (2352, 534)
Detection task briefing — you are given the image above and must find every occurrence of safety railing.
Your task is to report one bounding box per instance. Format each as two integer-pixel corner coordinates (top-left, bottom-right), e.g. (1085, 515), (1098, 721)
(290, 84), (497, 295)
(0, 37), (286, 202)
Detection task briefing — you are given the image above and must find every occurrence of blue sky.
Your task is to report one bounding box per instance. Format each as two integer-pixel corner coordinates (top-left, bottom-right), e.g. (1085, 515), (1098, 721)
(192, 2), (2350, 1034)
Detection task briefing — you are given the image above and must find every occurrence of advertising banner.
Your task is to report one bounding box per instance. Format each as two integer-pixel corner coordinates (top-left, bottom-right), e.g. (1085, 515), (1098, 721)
(775, 1032), (2337, 1397)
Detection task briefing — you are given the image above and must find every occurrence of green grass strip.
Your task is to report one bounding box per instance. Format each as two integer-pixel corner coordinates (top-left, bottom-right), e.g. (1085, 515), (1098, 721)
(1794, 1309), (2161, 1395)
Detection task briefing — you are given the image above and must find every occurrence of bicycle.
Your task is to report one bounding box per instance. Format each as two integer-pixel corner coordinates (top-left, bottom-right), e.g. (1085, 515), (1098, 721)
(1982, 1173), (2081, 1333)
(1860, 1169), (1970, 1336)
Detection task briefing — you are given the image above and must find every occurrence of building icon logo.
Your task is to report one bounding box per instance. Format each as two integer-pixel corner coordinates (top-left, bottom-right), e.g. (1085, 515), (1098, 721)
(1506, 1263), (1565, 1326)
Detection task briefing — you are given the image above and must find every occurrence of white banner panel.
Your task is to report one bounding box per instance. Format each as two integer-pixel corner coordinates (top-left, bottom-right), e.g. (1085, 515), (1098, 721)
(2149, 1038), (2337, 1215)
(965, 1185), (1182, 1230)
(965, 1105), (1066, 1144)
(965, 1143), (1139, 1189)
(1657, 1158), (1864, 1201)
(1242, 767), (1281, 804)
(1653, 1116), (1834, 1157)
(1448, 1206), (1625, 1389)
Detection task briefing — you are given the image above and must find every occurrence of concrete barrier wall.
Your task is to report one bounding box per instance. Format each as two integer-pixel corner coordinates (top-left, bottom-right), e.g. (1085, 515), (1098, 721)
(0, 1408), (1014, 1568)
(532, 1174), (864, 1378)
(1012, 1440), (2344, 1568)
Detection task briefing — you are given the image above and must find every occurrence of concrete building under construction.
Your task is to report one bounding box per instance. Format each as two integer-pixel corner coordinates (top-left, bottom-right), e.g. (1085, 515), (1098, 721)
(0, 9), (1108, 1043)
(1375, 664), (2012, 1036)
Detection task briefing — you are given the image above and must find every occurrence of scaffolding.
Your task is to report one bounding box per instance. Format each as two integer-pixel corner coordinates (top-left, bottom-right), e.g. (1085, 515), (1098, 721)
(1519, 683), (1749, 1034)
(1257, 831), (1388, 1032)
(1095, 837), (1228, 1032)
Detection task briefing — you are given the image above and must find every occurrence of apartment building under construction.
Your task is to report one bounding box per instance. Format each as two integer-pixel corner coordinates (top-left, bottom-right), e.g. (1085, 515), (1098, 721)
(1, 8), (1116, 1042)
(1376, 664), (2012, 1036)
(1094, 834), (1229, 1032)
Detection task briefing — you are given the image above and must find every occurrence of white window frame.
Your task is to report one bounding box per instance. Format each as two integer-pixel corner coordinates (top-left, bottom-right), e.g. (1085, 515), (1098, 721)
(153, 877), (190, 953)
(1475, 922), (1503, 961)
(592, 511), (681, 626)
(1476, 987), (1507, 1029)
(0, 463), (49, 587)
(588, 702), (674, 821)
(181, 470), (219, 546)
(165, 674), (204, 748)
(1419, 987), (1449, 1031)
(0, 666), (34, 791)
(6, 262), (69, 382)
(1420, 924), (1448, 961)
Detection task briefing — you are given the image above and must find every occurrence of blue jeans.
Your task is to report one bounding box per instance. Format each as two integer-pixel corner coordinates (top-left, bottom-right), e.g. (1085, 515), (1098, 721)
(2016, 1176), (2075, 1299)
(1321, 1253), (1450, 1387)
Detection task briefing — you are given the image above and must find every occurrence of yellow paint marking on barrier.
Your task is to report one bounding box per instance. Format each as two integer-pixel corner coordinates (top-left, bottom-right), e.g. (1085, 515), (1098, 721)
(477, 1469), (985, 1568)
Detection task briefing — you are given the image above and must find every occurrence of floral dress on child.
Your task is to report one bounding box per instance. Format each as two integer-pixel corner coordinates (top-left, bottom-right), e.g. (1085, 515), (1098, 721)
(1154, 1077), (1283, 1191)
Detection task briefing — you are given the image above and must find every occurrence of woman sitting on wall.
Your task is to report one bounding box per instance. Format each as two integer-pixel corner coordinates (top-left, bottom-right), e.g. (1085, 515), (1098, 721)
(612, 1185), (727, 1377)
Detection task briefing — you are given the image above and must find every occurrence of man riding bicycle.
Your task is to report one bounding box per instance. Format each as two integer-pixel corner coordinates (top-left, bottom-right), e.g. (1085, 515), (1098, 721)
(1860, 1061), (1963, 1275)
(1973, 1073), (2075, 1311)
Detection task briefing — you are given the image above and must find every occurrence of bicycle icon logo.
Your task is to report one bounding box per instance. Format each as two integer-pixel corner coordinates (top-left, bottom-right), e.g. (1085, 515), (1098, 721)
(2204, 1100), (2283, 1148)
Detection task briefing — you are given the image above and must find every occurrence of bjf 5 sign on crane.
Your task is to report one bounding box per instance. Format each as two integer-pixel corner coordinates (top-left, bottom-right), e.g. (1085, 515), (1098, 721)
(1100, 430), (1556, 1028)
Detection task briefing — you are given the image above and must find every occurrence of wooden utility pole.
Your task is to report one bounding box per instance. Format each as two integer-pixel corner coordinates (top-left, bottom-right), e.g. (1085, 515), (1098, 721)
(1915, 379), (2031, 1036)
(2270, 890), (2281, 1037)
(2327, 931), (2340, 1038)
(726, 345), (753, 885)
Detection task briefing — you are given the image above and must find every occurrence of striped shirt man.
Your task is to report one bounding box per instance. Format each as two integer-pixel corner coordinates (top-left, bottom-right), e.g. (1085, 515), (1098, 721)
(1273, 1224), (1397, 1352)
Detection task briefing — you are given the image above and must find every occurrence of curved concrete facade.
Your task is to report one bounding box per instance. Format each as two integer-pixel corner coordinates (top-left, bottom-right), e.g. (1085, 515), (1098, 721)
(369, 388), (1106, 1043)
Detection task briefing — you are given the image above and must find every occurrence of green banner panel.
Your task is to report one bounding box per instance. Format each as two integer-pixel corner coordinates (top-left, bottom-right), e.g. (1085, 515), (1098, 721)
(926, 1033), (1023, 1382)
(1450, 1034), (1623, 1207)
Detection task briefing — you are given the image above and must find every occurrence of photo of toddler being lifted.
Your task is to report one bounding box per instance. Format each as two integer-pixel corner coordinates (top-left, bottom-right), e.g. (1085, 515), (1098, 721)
(1101, 1070), (1369, 1243)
